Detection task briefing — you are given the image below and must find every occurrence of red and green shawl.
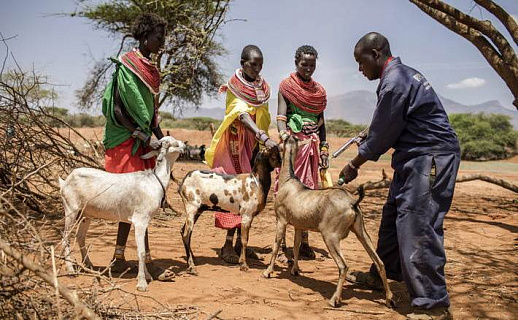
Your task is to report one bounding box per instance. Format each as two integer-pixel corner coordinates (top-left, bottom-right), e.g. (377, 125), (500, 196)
(102, 49), (161, 154)
(279, 72), (327, 114)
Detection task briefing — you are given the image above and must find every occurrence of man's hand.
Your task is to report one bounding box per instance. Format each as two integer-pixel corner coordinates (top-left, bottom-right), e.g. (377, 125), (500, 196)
(320, 152), (329, 169)
(265, 138), (279, 151)
(148, 138), (161, 150)
(339, 163), (358, 185)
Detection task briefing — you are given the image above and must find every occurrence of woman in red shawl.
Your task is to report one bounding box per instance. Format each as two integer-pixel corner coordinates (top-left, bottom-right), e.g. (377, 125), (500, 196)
(102, 13), (173, 281)
(276, 45), (329, 261)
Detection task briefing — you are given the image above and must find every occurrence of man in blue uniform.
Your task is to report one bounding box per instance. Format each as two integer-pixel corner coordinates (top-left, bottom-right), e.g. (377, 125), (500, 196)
(340, 32), (460, 320)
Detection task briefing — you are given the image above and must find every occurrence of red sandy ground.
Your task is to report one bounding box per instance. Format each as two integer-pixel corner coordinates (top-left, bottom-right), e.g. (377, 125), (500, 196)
(53, 128), (517, 320)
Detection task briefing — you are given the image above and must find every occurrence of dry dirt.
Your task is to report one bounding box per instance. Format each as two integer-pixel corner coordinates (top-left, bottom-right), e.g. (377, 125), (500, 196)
(51, 127), (517, 320)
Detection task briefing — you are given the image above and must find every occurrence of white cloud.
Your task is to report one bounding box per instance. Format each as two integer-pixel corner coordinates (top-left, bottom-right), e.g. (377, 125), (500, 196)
(447, 77), (486, 89)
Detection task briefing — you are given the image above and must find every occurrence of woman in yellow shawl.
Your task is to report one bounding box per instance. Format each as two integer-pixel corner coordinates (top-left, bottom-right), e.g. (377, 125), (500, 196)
(205, 45), (278, 264)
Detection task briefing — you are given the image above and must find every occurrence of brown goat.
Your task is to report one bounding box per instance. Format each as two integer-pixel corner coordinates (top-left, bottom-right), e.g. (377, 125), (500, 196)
(262, 136), (394, 308)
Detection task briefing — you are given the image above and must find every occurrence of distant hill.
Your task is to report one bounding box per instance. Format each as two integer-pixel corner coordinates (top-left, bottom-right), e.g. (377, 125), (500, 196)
(177, 90), (518, 128)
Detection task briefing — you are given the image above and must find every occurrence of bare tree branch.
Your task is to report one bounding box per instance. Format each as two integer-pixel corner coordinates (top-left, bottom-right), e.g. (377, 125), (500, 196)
(409, 0), (518, 109)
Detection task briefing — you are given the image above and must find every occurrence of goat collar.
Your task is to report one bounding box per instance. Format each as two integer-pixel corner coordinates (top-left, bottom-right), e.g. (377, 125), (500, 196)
(152, 170), (168, 209)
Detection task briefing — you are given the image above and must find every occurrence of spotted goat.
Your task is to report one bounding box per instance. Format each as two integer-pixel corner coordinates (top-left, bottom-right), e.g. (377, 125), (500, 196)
(177, 148), (281, 273)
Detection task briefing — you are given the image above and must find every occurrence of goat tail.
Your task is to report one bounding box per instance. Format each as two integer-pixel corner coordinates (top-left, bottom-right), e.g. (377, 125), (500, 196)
(353, 185), (365, 208)
(170, 171), (181, 186)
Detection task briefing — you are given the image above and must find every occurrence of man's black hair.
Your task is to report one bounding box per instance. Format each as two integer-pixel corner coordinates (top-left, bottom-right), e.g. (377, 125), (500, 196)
(295, 45), (318, 61)
(355, 32), (391, 56)
(132, 13), (167, 41)
(241, 45), (263, 61)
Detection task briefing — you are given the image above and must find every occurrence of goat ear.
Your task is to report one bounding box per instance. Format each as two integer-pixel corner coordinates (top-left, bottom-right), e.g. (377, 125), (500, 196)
(141, 149), (160, 159)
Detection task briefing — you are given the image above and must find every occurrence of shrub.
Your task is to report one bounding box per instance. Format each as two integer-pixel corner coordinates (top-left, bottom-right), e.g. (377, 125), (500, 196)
(450, 113), (518, 161)
(326, 119), (366, 137)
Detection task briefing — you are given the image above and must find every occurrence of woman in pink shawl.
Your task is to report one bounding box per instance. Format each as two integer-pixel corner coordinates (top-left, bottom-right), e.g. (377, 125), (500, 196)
(276, 45), (329, 261)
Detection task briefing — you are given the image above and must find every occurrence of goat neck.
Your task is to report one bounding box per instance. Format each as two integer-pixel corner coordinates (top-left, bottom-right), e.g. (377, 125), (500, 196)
(153, 151), (178, 191)
(278, 141), (297, 187)
(251, 155), (273, 202)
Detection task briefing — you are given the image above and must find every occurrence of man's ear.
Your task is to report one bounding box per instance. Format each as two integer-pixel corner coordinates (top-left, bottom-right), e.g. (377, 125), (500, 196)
(240, 59), (245, 67)
(372, 48), (380, 60)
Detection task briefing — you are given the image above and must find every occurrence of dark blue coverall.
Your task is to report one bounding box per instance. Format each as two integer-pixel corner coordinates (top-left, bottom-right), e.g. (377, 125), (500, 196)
(358, 57), (460, 309)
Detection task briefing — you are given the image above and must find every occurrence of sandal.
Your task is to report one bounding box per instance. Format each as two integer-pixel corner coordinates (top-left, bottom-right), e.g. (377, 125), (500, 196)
(146, 262), (175, 281)
(110, 258), (134, 273)
(406, 307), (453, 320)
(234, 244), (260, 260)
(299, 243), (316, 260)
(219, 246), (239, 264)
(276, 247), (291, 265)
(346, 271), (384, 291)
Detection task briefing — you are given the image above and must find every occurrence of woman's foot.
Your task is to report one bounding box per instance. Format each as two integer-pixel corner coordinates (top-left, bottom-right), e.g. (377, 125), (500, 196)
(234, 242), (260, 260)
(110, 258), (133, 273)
(346, 270), (384, 291)
(219, 244), (239, 264)
(299, 243), (316, 260)
(276, 246), (291, 265)
(145, 262), (175, 281)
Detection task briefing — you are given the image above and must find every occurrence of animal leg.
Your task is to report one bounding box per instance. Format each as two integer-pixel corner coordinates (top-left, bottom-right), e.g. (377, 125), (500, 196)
(76, 217), (93, 269)
(262, 219), (287, 278)
(181, 204), (201, 274)
(291, 228), (302, 276)
(239, 215), (253, 271)
(134, 221), (149, 292)
(62, 206), (79, 274)
(322, 234), (348, 308)
(352, 214), (395, 308)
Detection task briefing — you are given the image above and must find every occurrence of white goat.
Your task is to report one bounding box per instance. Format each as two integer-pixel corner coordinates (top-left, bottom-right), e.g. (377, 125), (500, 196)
(177, 148), (282, 273)
(262, 136), (395, 308)
(59, 136), (185, 292)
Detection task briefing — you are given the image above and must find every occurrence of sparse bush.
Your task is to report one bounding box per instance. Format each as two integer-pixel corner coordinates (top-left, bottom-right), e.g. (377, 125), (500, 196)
(450, 113), (518, 161)
(162, 117), (221, 131)
(326, 119), (366, 137)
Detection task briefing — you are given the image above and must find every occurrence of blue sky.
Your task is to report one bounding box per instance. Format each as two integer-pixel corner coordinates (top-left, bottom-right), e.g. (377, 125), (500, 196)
(1, 0), (517, 113)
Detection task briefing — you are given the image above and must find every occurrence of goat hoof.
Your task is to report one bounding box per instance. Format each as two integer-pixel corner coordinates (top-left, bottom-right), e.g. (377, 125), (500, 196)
(239, 264), (249, 272)
(262, 271), (271, 278)
(329, 295), (341, 308)
(136, 284), (148, 292)
(187, 267), (198, 275)
(387, 298), (396, 308)
(290, 268), (300, 276)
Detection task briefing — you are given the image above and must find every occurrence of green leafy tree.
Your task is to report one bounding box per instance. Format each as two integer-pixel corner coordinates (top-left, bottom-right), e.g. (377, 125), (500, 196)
(450, 113), (518, 160)
(72, 0), (230, 114)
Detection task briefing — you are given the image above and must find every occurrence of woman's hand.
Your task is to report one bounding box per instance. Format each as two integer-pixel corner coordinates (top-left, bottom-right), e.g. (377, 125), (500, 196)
(320, 152), (329, 169)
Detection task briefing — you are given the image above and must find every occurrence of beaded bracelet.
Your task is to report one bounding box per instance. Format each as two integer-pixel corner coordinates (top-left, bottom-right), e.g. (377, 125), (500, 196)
(279, 130), (290, 141)
(319, 141), (329, 151)
(276, 115), (288, 122)
(255, 130), (269, 143)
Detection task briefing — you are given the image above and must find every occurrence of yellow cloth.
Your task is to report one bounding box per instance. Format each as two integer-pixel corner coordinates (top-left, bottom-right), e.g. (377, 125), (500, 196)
(320, 168), (334, 188)
(205, 91), (271, 168)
